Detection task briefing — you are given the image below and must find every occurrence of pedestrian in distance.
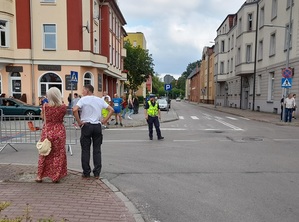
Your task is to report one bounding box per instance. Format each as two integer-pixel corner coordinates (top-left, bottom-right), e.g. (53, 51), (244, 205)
(127, 89), (134, 120)
(101, 96), (110, 129)
(133, 94), (139, 114)
(73, 84), (114, 179)
(121, 94), (128, 119)
(36, 87), (68, 183)
(284, 93), (295, 122)
(112, 93), (123, 126)
(280, 96), (284, 121)
(144, 94), (164, 140)
(292, 94), (297, 119)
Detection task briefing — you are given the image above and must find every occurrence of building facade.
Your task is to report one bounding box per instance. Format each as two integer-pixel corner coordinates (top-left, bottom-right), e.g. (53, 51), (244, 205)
(200, 46), (215, 104)
(187, 65), (200, 102)
(124, 32), (152, 97)
(0, 0), (127, 105)
(214, 0), (298, 113)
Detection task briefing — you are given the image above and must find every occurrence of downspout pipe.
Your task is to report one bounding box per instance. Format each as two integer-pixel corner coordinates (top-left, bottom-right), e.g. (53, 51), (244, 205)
(252, 1), (259, 111)
(30, 0), (35, 105)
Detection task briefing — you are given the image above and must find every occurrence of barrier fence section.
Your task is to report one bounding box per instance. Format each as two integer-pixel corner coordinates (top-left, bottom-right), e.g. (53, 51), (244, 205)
(0, 112), (78, 155)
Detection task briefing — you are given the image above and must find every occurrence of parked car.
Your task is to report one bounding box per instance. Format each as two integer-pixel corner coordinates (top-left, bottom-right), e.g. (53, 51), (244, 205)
(157, 99), (170, 111)
(0, 98), (42, 116)
(176, 97), (181, 102)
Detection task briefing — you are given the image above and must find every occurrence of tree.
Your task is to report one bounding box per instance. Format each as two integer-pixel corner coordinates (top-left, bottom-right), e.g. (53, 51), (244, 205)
(181, 60), (201, 79)
(152, 73), (164, 94)
(124, 41), (155, 91)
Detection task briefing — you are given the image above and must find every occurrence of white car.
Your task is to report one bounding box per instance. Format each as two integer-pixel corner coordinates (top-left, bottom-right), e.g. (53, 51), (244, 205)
(157, 99), (170, 111)
(176, 97), (181, 102)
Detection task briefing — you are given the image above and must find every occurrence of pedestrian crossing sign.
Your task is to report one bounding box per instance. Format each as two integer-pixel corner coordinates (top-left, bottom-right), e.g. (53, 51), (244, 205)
(70, 71), (78, 83)
(281, 78), (292, 88)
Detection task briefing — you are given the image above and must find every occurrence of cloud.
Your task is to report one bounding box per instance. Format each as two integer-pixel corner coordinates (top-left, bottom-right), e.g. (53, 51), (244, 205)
(118, 0), (243, 76)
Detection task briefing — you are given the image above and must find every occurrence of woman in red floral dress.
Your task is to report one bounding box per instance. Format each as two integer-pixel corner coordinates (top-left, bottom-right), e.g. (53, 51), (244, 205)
(36, 87), (67, 183)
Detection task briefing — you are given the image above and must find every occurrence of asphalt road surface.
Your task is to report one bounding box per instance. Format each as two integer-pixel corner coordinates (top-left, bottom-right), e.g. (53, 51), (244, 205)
(1, 101), (299, 222)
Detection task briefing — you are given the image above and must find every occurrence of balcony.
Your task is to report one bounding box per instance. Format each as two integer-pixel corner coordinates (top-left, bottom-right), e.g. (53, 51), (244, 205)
(217, 73), (227, 82)
(235, 62), (254, 76)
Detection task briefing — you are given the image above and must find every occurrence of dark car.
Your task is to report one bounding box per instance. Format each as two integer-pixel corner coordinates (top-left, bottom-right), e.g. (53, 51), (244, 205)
(0, 98), (42, 116)
(157, 99), (170, 111)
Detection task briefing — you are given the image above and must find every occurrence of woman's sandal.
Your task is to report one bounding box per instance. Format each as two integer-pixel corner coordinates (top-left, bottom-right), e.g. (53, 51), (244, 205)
(35, 179), (42, 183)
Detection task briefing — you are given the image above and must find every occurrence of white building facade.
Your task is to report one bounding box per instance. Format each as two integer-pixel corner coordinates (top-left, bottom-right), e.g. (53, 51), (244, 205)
(215, 0), (298, 114)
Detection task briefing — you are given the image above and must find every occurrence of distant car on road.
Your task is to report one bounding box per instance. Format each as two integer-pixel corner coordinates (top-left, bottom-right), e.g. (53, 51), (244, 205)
(157, 99), (170, 111)
(0, 98), (42, 116)
(176, 97), (181, 102)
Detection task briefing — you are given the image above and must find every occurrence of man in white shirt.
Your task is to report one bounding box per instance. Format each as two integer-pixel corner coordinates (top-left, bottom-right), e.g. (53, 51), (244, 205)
(73, 85), (114, 179)
(284, 93), (295, 122)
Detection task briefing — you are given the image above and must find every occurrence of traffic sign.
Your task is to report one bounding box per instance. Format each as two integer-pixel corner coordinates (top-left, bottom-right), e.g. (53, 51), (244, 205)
(281, 78), (292, 88)
(282, 68), (292, 78)
(70, 71), (78, 83)
(164, 84), (172, 91)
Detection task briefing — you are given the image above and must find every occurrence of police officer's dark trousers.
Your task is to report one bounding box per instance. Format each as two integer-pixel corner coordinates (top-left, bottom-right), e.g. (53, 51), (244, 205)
(80, 123), (103, 177)
(147, 116), (162, 139)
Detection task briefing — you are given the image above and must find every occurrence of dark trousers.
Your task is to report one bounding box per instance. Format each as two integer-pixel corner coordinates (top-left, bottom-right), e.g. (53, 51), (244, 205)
(80, 123), (103, 177)
(147, 116), (162, 139)
(285, 108), (293, 122)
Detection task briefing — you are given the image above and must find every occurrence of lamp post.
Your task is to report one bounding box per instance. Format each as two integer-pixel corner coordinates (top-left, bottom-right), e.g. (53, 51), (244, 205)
(264, 0), (293, 121)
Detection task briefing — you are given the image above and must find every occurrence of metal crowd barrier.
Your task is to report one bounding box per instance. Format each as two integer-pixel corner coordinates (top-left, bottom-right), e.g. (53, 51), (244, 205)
(0, 110), (78, 155)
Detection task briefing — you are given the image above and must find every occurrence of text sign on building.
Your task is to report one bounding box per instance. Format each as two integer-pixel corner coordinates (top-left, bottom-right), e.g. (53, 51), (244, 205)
(70, 71), (78, 83)
(281, 78), (292, 88)
(164, 84), (172, 91)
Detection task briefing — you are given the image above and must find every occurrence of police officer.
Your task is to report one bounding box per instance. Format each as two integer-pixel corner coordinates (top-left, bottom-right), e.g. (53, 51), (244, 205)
(144, 94), (164, 140)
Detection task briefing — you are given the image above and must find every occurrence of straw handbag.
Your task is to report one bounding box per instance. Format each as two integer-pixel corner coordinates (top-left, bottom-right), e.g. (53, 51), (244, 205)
(36, 107), (51, 156)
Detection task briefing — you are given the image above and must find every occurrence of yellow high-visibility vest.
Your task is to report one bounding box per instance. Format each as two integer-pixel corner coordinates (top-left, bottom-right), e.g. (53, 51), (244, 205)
(147, 101), (158, 116)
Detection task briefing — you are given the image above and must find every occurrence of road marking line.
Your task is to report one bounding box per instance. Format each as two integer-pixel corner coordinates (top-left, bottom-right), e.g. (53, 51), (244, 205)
(226, 116), (237, 120)
(179, 116), (184, 119)
(173, 140), (201, 142)
(240, 117), (250, 120)
(215, 119), (243, 131)
(215, 116), (223, 120)
(191, 116), (199, 120)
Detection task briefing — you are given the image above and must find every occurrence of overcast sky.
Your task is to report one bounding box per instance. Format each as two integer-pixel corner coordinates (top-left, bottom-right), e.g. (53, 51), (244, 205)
(118, 0), (244, 79)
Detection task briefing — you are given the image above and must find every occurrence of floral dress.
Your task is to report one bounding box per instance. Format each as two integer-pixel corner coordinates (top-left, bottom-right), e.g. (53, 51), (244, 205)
(37, 104), (67, 182)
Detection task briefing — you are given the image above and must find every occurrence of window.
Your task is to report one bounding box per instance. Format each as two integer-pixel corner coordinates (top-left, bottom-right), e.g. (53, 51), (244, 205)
(220, 62), (224, 74)
(10, 72), (21, 99)
(268, 72), (275, 101)
(231, 35), (234, 49)
(228, 38), (230, 50)
(230, 58), (233, 72)
(227, 60), (230, 73)
(269, 32), (276, 56)
(258, 40), (263, 60)
(271, 0), (277, 19)
(94, 0), (99, 19)
(41, 0), (55, 2)
(248, 13), (253, 31)
(133, 41), (137, 47)
(40, 73), (62, 97)
(221, 40), (225, 53)
(43, 24), (56, 50)
(284, 22), (292, 50)
(237, 47), (241, 65)
(94, 38), (98, 53)
(238, 17), (242, 34)
(84, 72), (93, 86)
(0, 74), (2, 94)
(260, 7), (264, 27)
(0, 20), (8, 47)
(287, 0), (292, 9)
(246, 44), (252, 63)
(257, 74), (261, 95)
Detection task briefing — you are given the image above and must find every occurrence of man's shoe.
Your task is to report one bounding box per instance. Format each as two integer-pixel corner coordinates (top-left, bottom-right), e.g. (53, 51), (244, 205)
(149, 137), (153, 140)
(82, 174), (90, 179)
(128, 116), (132, 120)
(158, 137), (164, 140)
(120, 123), (123, 126)
(115, 122), (118, 125)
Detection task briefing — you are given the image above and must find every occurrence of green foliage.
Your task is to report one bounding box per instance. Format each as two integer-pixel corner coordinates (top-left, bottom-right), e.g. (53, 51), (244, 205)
(152, 74), (164, 94)
(181, 60), (201, 79)
(124, 41), (155, 92)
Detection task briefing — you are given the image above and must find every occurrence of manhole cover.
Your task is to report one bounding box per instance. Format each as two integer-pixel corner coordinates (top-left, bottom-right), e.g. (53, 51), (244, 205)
(242, 137), (263, 142)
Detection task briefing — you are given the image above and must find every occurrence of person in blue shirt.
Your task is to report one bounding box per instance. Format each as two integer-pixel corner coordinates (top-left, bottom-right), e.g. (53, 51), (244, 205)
(112, 93), (123, 126)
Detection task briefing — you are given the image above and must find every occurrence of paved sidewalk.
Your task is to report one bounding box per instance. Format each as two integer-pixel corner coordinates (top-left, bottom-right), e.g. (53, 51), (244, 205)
(1, 101), (297, 222)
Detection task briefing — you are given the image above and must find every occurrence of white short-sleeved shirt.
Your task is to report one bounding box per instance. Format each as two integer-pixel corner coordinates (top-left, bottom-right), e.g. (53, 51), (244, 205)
(76, 95), (108, 124)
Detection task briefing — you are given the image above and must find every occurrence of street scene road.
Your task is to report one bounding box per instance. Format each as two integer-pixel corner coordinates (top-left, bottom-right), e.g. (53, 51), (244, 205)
(1, 101), (299, 222)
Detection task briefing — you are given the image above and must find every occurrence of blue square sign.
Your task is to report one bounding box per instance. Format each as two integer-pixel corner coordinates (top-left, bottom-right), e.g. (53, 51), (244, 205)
(164, 84), (172, 91)
(70, 71), (78, 83)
